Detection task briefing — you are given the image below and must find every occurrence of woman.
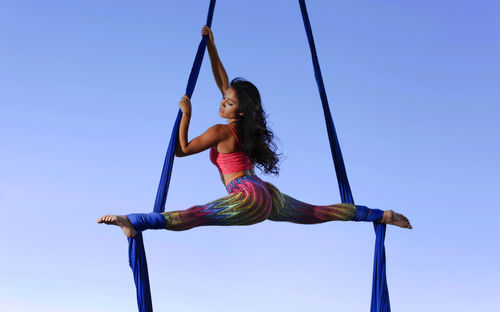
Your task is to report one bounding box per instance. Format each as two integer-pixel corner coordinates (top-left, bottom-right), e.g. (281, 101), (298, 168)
(98, 26), (412, 238)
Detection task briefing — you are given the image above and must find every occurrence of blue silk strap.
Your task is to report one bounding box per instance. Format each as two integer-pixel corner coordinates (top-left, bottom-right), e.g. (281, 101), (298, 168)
(127, 1), (217, 311)
(127, 213), (166, 232)
(354, 206), (384, 222)
(298, 1), (391, 311)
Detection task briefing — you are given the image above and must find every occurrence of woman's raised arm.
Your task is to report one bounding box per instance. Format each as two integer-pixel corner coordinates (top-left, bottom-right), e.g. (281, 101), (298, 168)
(202, 25), (229, 95)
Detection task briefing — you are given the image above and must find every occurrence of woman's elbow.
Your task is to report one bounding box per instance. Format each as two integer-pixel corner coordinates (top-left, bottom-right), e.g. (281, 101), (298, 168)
(176, 148), (194, 157)
(175, 150), (187, 157)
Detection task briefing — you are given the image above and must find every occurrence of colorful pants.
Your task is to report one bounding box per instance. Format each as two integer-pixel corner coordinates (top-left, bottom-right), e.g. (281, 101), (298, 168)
(127, 175), (384, 232)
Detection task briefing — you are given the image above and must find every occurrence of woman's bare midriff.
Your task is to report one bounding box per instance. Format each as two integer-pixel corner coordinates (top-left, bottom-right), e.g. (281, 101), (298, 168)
(222, 169), (253, 187)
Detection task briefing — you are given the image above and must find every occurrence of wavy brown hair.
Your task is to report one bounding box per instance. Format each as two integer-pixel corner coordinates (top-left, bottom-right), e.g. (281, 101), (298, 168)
(230, 77), (282, 175)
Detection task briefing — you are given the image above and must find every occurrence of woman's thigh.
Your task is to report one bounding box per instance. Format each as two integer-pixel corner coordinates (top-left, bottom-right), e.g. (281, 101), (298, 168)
(162, 179), (272, 231)
(262, 181), (356, 224)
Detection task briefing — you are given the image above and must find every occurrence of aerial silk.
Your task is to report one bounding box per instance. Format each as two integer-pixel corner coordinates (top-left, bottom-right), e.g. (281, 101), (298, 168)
(126, 0), (390, 311)
(298, 1), (390, 311)
(127, 1), (216, 311)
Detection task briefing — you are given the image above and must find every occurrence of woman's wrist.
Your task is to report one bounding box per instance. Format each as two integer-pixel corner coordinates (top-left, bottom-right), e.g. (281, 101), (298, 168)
(207, 41), (216, 52)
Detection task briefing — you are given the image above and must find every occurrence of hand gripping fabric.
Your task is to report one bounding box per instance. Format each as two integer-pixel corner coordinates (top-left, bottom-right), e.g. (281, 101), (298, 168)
(127, 1), (217, 311)
(298, 1), (391, 311)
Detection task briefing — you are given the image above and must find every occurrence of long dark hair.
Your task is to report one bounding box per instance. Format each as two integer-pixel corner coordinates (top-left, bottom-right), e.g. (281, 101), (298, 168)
(230, 77), (282, 175)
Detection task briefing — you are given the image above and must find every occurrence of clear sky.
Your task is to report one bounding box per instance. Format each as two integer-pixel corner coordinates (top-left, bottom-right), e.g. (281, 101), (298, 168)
(1, 0), (499, 311)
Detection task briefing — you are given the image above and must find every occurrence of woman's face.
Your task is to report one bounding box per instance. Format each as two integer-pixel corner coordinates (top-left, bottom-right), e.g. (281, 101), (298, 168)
(219, 87), (242, 120)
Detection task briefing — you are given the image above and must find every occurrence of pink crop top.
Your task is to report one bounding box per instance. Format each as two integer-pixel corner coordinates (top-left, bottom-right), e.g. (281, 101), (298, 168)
(210, 124), (254, 174)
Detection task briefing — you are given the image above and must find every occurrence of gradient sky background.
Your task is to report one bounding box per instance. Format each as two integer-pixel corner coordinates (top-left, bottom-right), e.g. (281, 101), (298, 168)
(1, 0), (499, 311)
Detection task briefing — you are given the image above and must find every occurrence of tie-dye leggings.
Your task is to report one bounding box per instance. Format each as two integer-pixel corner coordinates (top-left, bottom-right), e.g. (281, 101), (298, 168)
(127, 175), (384, 232)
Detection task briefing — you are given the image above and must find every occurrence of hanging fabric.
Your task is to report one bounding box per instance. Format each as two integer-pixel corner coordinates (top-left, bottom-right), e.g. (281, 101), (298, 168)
(125, 1), (391, 311)
(297, 1), (390, 311)
(127, 1), (217, 311)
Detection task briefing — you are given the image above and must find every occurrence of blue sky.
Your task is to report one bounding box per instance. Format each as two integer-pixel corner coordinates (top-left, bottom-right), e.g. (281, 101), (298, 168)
(1, 0), (499, 311)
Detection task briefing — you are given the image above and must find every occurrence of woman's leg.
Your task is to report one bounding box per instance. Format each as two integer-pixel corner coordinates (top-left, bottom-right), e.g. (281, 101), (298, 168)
(261, 181), (382, 224)
(127, 176), (273, 232)
(161, 188), (270, 231)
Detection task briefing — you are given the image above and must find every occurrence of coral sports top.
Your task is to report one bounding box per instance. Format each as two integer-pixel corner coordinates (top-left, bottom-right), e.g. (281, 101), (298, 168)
(210, 124), (254, 174)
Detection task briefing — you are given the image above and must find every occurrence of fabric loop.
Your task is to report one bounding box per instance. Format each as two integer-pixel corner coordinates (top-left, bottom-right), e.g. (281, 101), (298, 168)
(353, 205), (384, 222)
(127, 213), (167, 232)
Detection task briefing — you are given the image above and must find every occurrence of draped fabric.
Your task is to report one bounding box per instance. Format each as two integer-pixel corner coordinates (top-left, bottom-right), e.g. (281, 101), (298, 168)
(125, 1), (391, 311)
(297, 1), (391, 311)
(127, 1), (217, 311)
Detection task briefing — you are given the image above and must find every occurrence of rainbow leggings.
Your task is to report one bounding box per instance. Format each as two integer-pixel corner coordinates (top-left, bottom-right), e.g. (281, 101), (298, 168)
(127, 175), (384, 232)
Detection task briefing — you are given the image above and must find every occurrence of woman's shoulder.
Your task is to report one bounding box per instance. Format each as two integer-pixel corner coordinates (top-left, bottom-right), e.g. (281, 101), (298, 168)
(206, 124), (232, 140)
(208, 123), (230, 133)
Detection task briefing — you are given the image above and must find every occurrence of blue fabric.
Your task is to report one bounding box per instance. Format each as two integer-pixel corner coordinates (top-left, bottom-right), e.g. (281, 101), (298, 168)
(128, 233), (152, 312)
(298, 1), (391, 311)
(127, 213), (167, 232)
(372, 224), (391, 312)
(124, 1), (390, 311)
(128, 1), (217, 311)
(354, 206), (384, 222)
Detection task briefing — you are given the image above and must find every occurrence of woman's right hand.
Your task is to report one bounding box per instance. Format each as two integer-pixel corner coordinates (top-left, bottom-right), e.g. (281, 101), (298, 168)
(202, 25), (214, 43)
(179, 95), (192, 115)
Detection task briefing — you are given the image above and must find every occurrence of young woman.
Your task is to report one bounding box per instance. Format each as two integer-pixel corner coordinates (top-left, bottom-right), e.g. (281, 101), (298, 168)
(97, 26), (412, 238)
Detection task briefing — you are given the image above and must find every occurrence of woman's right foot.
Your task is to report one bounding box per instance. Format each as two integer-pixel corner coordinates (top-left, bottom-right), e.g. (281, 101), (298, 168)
(380, 210), (412, 229)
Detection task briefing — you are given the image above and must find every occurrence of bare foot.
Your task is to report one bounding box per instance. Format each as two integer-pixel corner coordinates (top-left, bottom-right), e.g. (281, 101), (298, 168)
(380, 210), (412, 229)
(97, 215), (138, 238)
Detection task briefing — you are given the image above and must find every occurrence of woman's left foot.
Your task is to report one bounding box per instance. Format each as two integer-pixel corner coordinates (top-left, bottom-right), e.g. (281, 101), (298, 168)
(97, 215), (138, 238)
(380, 210), (413, 229)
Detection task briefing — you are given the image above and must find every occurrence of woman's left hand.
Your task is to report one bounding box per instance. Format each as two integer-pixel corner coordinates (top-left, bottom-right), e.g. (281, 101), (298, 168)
(179, 95), (192, 114)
